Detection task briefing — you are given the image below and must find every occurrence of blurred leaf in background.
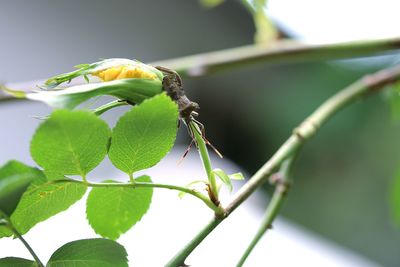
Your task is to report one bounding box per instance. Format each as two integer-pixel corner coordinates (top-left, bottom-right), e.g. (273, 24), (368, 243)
(241, 0), (278, 44)
(200, 0), (225, 8)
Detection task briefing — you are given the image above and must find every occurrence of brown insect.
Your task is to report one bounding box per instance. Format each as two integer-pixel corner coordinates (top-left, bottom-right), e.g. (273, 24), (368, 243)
(155, 66), (222, 159)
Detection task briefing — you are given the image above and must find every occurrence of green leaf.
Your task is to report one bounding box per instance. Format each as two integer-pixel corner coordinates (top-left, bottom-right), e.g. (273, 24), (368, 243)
(86, 176), (153, 240)
(0, 225), (11, 238)
(108, 93), (178, 174)
(229, 172), (245, 180)
(0, 257), (36, 267)
(0, 161), (45, 215)
(212, 168), (233, 192)
(30, 110), (110, 177)
(9, 180), (86, 235)
(212, 169), (244, 192)
(47, 238), (128, 267)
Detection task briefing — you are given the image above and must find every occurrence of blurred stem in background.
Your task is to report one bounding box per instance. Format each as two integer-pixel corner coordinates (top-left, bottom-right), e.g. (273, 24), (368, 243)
(240, 0), (279, 44)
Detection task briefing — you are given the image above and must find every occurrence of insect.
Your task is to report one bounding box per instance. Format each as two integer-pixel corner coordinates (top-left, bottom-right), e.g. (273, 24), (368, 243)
(155, 66), (222, 159)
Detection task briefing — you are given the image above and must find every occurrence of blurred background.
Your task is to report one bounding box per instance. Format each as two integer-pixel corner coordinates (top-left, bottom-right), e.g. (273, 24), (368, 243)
(1, 0), (400, 266)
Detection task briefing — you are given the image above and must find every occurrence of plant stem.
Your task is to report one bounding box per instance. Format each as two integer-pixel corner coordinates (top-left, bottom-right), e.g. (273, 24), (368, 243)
(189, 121), (219, 205)
(236, 157), (295, 267)
(93, 99), (129, 116)
(165, 216), (223, 267)
(166, 64), (400, 266)
(53, 179), (223, 215)
(0, 210), (44, 267)
(153, 37), (400, 77)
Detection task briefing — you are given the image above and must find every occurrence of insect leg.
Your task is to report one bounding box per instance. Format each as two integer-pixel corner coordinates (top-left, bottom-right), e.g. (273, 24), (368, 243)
(190, 118), (223, 158)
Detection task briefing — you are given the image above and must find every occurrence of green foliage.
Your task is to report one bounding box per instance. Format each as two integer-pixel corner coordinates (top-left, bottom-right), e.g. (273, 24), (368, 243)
(213, 168), (233, 191)
(30, 110), (110, 177)
(86, 176), (153, 240)
(0, 257), (36, 267)
(0, 161), (45, 215)
(212, 168), (245, 192)
(108, 93), (178, 175)
(47, 238), (128, 267)
(9, 180), (86, 236)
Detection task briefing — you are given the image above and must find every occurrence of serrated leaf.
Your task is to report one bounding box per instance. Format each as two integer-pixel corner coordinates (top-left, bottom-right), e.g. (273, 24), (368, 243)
(9, 180), (86, 235)
(31, 110), (110, 177)
(86, 176), (152, 240)
(47, 238), (128, 267)
(0, 161), (45, 216)
(0, 257), (36, 267)
(108, 93), (178, 174)
(212, 168), (233, 192)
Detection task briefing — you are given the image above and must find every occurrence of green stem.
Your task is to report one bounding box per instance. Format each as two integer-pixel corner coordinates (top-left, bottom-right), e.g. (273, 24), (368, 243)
(0, 210), (44, 267)
(166, 64), (400, 266)
(153, 37), (400, 77)
(236, 157), (295, 267)
(165, 216), (223, 267)
(190, 121), (219, 205)
(93, 100), (129, 116)
(53, 179), (223, 214)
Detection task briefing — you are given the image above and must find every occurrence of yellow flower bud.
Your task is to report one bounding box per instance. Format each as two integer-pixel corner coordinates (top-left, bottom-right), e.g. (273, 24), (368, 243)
(92, 65), (158, 82)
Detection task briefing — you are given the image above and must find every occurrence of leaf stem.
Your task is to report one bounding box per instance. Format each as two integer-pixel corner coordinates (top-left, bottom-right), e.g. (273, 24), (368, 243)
(93, 99), (129, 116)
(0, 210), (44, 267)
(189, 121), (219, 206)
(166, 64), (400, 266)
(52, 179), (223, 215)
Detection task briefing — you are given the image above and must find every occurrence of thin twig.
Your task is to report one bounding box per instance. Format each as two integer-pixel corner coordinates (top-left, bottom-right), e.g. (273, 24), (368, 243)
(166, 64), (400, 267)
